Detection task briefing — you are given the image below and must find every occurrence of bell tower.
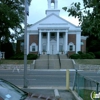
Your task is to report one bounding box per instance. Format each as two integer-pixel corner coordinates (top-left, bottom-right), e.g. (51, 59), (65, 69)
(46, 0), (60, 16)
(48, 0), (58, 9)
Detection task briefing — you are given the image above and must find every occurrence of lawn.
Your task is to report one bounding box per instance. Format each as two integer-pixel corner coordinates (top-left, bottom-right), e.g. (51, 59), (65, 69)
(77, 89), (93, 100)
(0, 59), (100, 65)
(0, 60), (33, 64)
(74, 59), (100, 65)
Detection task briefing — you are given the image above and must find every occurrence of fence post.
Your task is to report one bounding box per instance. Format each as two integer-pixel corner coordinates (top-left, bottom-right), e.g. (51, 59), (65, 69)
(66, 69), (69, 90)
(96, 83), (99, 93)
(77, 72), (80, 96)
(73, 70), (77, 90)
(96, 83), (99, 100)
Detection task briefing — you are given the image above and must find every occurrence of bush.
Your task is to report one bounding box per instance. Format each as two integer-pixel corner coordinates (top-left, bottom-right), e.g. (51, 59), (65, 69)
(10, 53), (38, 60)
(70, 54), (81, 59)
(78, 51), (83, 55)
(10, 53), (24, 60)
(70, 52), (95, 59)
(80, 53), (95, 59)
(94, 51), (100, 59)
(27, 54), (38, 60)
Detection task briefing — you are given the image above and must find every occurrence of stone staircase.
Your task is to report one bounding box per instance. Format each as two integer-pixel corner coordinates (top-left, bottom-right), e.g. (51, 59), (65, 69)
(49, 55), (60, 69)
(60, 59), (74, 69)
(59, 54), (68, 59)
(34, 55), (74, 69)
(35, 55), (48, 69)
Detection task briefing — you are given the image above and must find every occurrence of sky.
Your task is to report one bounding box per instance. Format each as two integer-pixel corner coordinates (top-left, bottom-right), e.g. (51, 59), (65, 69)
(27, 0), (83, 26)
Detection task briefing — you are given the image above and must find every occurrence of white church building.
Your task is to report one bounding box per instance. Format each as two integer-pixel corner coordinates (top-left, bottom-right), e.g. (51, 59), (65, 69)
(17, 0), (87, 56)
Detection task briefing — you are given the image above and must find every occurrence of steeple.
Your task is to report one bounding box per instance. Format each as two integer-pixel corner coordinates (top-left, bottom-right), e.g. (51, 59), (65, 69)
(46, 0), (60, 16)
(48, 0), (58, 9)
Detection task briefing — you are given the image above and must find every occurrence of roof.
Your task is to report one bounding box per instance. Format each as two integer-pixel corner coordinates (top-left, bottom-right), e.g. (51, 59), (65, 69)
(28, 13), (81, 30)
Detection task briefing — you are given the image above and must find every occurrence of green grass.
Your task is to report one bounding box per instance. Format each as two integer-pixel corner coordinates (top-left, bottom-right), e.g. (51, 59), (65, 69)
(0, 60), (33, 64)
(74, 59), (100, 65)
(78, 89), (94, 100)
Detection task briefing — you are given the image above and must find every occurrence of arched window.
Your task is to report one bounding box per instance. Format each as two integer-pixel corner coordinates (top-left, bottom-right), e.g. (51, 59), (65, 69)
(30, 43), (38, 52)
(68, 42), (75, 51)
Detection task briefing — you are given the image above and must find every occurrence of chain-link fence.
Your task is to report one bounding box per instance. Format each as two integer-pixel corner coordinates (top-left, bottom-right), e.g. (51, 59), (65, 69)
(73, 70), (100, 100)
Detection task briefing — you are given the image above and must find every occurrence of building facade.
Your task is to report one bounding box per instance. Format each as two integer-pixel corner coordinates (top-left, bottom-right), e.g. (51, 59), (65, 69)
(17, 0), (87, 56)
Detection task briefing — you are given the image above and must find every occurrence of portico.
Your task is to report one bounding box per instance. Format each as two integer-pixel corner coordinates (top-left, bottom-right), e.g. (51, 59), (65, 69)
(39, 29), (68, 54)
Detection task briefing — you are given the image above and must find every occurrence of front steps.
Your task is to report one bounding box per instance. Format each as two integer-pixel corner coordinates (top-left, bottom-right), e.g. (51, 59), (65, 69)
(34, 55), (74, 69)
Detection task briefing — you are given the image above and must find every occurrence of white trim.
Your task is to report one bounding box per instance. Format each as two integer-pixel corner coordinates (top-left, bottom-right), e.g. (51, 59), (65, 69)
(76, 32), (81, 53)
(57, 31), (59, 53)
(81, 36), (88, 40)
(30, 43), (38, 52)
(27, 30), (38, 33)
(47, 31), (50, 54)
(39, 31), (42, 54)
(27, 13), (80, 29)
(65, 32), (68, 54)
(68, 42), (75, 51)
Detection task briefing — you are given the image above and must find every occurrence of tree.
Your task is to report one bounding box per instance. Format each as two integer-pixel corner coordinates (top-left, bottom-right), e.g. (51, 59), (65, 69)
(62, 0), (100, 38)
(0, 0), (31, 45)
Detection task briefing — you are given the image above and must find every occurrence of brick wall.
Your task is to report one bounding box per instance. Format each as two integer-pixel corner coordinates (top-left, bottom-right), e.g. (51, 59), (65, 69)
(68, 34), (76, 45)
(29, 34), (39, 54)
(67, 34), (76, 56)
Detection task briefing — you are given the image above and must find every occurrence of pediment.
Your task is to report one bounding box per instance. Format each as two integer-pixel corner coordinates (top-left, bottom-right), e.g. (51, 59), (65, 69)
(27, 13), (81, 31)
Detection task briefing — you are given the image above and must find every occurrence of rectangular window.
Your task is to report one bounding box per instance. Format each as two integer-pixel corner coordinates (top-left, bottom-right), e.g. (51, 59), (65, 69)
(69, 45), (73, 51)
(32, 46), (35, 51)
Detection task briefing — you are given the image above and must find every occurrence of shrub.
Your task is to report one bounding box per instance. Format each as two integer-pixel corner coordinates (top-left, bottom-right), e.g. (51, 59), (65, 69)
(70, 54), (81, 59)
(94, 51), (100, 59)
(78, 51), (83, 55)
(81, 53), (95, 59)
(10, 53), (38, 60)
(27, 54), (38, 60)
(10, 52), (24, 60)
(70, 52), (95, 59)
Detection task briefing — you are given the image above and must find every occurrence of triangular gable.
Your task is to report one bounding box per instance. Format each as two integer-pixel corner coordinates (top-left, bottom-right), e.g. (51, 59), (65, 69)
(28, 13), (80, 30)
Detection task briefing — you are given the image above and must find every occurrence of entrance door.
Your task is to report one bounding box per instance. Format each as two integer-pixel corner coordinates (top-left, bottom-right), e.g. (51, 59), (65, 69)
(50, 40), (57, 54)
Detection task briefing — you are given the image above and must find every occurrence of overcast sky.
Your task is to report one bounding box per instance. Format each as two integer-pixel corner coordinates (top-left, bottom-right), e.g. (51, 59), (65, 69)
(27, 0), (83, 26)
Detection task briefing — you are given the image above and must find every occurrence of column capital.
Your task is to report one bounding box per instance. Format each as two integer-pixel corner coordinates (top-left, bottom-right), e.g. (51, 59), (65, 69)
(66, 30), (68, 33)
(39, 30), (42, 33)
(57, 30), (60, 33)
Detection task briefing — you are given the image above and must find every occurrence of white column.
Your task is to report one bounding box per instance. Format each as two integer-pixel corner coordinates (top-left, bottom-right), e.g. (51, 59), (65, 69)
(76, 32), (81, 53)
(47, 31), (50, 54)
(39, 31), (42, 54)
(65, 31), (68, 54)
(57, 31), (59, 54)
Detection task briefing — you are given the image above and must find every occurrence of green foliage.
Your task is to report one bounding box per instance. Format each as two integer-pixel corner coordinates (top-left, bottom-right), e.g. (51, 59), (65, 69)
(94, 51), (100, 59)
(86, 35), (100, 52)
(1, 42), (15, 59)
(62, 0), (100, 38)
(78, 51), (83, 55)
(70, 52), (95, 59)
(70, 54), (81, 59)
(0, 0), (31, 45)
(27, 54), (38, 60)
(10, 53), (38, 60)
(10, 52), (24, 60)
